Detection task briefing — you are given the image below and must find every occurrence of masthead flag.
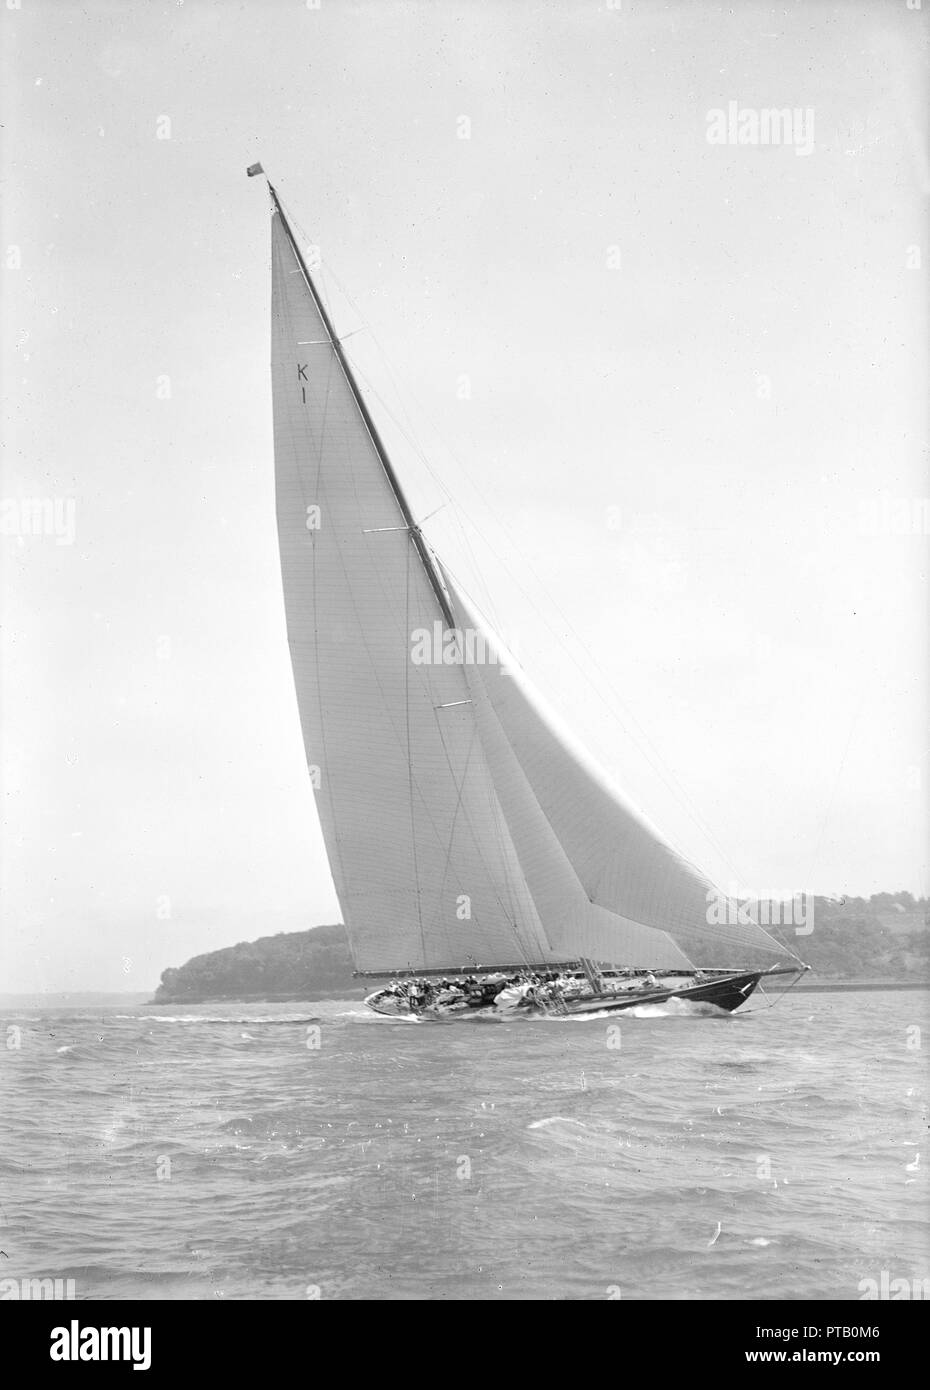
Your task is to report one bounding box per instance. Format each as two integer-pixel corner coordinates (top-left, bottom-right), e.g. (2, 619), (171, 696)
(247, 163), (264, 177)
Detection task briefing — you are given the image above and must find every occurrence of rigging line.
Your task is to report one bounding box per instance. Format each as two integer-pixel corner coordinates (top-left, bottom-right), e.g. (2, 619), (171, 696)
(337, 349), (502, 630)
(479, 732), (523, 939)
(429, 708), (478, 944)
(430, 624), (610, 934)
(430, 689), (520, 945)
(803, 690), (867, 889)
(739, 966), (808, 1014)
(429, 693), (540, 963)
(430, 708), (535, 970)
(354, 386), (493, 622)
(675, 920), (793, 957)
(421, 580), (541, 961)
(351, 378), (500, 633)
(455, 694), (539, 966)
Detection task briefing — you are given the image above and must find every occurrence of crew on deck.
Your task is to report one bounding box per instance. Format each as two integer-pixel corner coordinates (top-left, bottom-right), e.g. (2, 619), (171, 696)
(381, 969), (586, 1013)
(377, 967), (712, 1014)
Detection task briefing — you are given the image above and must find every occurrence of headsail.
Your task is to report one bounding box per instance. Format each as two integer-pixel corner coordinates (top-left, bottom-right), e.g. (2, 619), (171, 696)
(443, 576), (791, 970)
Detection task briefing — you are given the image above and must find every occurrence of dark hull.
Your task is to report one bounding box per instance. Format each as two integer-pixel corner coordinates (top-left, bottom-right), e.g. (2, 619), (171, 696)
(366, 970), (777, 1020)
(562, 971), (762, 1016)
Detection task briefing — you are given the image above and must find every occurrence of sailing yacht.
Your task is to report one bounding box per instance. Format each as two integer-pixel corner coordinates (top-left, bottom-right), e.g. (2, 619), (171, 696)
(258, 171), (806, 1020)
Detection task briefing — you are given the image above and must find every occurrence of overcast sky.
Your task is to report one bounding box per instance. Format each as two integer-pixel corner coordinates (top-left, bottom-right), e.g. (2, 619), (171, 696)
(1, 0), (927, 992)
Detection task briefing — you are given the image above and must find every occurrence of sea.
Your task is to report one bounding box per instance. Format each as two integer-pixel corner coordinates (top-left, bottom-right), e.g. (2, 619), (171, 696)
(1, 988), (927, 1301)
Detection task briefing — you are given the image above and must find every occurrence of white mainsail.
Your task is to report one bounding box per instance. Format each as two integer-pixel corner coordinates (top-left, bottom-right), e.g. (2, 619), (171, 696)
(271, 195), (553, 974)
(268, 187), (790, 976)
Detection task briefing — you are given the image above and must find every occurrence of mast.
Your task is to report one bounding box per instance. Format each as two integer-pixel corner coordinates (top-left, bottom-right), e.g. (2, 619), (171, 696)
(267, 181), (456, 629)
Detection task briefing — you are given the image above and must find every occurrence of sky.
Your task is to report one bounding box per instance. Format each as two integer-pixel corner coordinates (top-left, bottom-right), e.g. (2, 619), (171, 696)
(1, 0), (927, 992)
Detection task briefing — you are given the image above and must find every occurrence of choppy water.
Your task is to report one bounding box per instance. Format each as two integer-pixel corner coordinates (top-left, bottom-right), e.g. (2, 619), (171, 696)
(1, 989), (927, 1300)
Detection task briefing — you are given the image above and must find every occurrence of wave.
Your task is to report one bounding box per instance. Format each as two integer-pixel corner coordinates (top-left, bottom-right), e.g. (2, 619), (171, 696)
(336, 1008), (414, 1020)
(137, 1014), (322, 1025)
(528, 1116), (592, 1132)
(552, 998), (733, 1022)
(624, 999), (733, 1019)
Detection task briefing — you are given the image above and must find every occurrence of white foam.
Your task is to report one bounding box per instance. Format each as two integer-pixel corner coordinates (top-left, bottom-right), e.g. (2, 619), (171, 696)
(528, 1116), (589, 1131)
